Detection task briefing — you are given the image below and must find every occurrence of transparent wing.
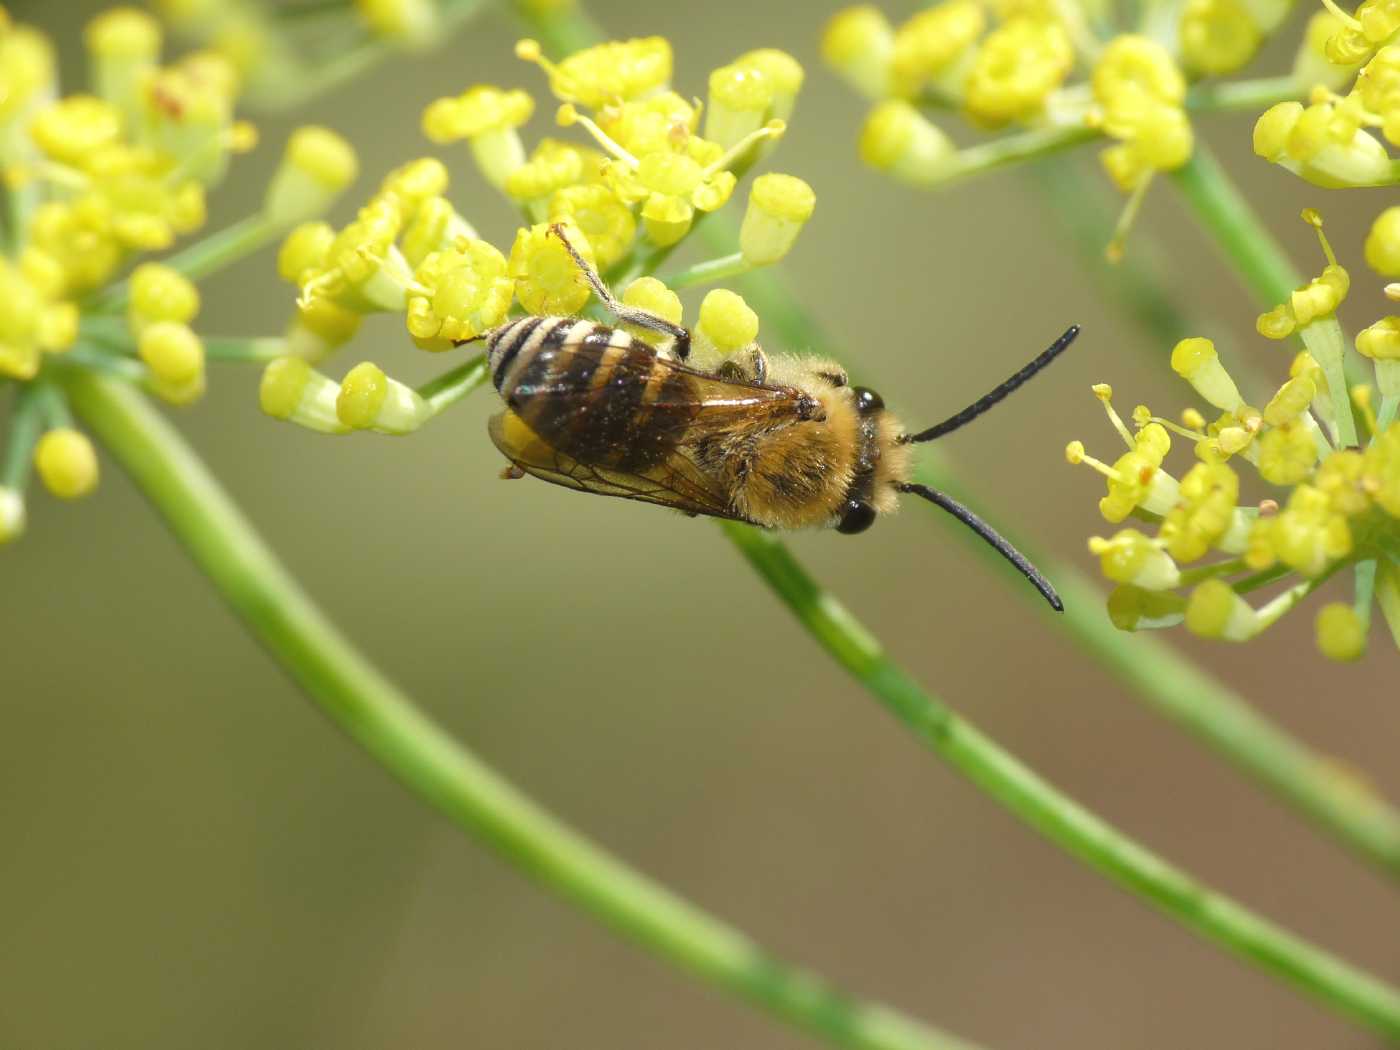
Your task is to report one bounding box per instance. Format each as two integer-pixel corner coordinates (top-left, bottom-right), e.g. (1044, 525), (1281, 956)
(489, 409), (750, 521)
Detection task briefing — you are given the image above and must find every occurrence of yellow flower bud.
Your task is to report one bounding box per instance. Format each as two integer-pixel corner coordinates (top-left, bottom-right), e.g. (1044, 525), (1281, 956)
(1316, 602), (1366, 660)
(734, 48), (804, 120)
(1171, 337), (1244, 411)
(264, 126), (359, 225)
(378, 157), (449, 221)
(505, 139), (586, 205)
(277, 222), (336, 285)
(859, 99), (954, 184)
(697, 289), (759, 355)
(336, 361), (432, 433)
(29, 95), (123, 165)
(1263, 374), (1317, 425)
(739, 173), (815, 266)
(1106, 585), (1186, 630)
(1357, 316), (1400, 360)
(129, 264), (200, 331)
(705, 63), (774, 150)
(1365, 206), (1400, 276)
(822, 6), (895, 99)
(356, 0), (437, 45)
(1088, 528), (1182, 589)
(34, 428), (99, 500)
(891, 0), (985, 98)
(0, 24), (56, 126)
(1253, 102), (1303, 162)
(1180, 0), (1261, 76)
(1185, 579), (1259, 640)
(139, 320), (205, 393)
(85, 7), (162, 115)
(259, 357), (349, 434)
(622, 277), (683, 345)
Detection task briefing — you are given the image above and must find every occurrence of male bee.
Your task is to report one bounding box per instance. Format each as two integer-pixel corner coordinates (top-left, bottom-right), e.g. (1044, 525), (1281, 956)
(474, 225), (1077, 610)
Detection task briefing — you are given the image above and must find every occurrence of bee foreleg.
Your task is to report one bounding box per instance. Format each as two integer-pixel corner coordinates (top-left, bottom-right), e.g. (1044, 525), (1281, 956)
(500, 464), (526, 480)
(547, 222), (693, 359)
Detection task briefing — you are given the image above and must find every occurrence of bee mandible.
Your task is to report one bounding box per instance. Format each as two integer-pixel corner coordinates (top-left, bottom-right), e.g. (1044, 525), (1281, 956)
(473, 225), (1077, 610)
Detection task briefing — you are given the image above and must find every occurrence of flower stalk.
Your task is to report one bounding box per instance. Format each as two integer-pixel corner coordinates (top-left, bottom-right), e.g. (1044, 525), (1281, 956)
(62, 367), (986, 1050)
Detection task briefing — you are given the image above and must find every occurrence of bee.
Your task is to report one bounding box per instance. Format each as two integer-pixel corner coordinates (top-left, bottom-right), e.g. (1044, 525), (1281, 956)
(475, 225), (1078, 610)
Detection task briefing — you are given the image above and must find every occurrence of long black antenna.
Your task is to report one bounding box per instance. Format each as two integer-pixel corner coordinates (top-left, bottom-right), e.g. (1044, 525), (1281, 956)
(901, 325), (1079, 445)
(898, 482), (1063, 611)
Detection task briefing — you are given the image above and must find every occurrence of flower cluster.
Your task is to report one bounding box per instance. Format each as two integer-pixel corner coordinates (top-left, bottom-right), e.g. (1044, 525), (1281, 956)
(150, 0), (476, 108)
(821, 1), (1351, 254)
(0, 5), (356, 544)
(1067, 214), (1400, 660)
(262, 35), (816, 437)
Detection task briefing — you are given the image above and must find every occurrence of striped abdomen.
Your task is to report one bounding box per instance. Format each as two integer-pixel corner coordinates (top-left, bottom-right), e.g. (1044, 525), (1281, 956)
(485, 316), (699, 471)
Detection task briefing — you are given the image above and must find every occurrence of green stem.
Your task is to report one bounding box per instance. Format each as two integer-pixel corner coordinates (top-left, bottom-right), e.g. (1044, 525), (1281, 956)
(1168, 144), (1302, 309)
(725, 522), (1400, 1038)
(419, 354), (489, 414)
(1, 383), (44, 489)
(1170, 144), (1367, 419)
(61, 369), (981, 1050)
(911, 124), (1099, 189)
(663, 251), (753, 290)
(1356, 559), (1378, 631)
(687, 217), (1400, 880)
(203, 336), (291, 363)
(1186, 75), (1308, 113)
(88, 213), (285, 313)
(1376, 394), (1398, 435)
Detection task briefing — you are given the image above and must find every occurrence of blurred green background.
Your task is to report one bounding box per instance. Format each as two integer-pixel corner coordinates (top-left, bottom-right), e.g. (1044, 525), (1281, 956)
(4, 1), (1399, 1048)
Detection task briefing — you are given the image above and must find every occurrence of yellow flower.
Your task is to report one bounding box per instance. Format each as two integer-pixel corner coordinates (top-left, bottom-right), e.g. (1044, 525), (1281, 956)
(517, 36), (672, 109)
(547, 183), (636, 271)
(406, 239), (514, 350)
(34, 428), (99, 500)
(508, 221), (595, 316)
(963, 18), (1073, 127)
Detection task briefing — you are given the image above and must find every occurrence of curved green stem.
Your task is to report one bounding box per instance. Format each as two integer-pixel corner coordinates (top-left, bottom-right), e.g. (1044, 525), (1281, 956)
(692, 217), (1400, 879)
(724, 523), (1400, 1038)
(513, 0), (1400, 880)
(87, 213), (286, 314)
(61, 368), (985, 1050)
(1168, 144), (1302, 310)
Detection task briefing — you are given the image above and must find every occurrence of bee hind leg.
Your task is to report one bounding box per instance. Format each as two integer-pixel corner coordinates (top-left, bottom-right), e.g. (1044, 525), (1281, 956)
(547, 222), (692, 360)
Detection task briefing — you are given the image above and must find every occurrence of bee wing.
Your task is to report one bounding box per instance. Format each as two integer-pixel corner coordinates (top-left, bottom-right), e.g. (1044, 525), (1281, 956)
(489, 408), (750, 521)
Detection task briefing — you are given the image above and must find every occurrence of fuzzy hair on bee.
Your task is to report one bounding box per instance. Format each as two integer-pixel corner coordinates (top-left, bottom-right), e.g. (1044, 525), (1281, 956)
(471, 225), (1078, 610)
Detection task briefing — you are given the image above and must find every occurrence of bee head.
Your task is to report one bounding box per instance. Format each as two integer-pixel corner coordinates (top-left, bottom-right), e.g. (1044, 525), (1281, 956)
(835, 383), (910, 534)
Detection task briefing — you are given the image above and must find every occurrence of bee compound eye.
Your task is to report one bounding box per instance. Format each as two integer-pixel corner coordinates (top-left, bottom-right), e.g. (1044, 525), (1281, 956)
(853, 387), (884, 415)
(835, 499), (877, 535)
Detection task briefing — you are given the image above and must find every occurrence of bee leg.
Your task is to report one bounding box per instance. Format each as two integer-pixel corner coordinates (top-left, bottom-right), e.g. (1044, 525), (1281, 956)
(500, 464), (526, 480)
(547, 222), (693, 359)
(714, 344), (770, 385)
